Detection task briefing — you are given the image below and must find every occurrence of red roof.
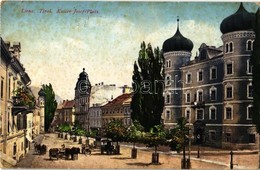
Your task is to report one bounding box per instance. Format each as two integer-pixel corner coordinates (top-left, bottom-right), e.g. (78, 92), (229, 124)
(63, 100), (75, 109)
(102, 93), (132, 108)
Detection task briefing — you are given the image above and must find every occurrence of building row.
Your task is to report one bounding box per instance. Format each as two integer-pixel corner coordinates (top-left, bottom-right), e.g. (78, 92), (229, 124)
(0, 38), (45, 167)
(53, 76), (132, 134)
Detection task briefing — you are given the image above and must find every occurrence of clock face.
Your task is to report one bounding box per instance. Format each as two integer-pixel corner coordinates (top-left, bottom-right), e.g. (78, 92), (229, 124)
(79, 81), (89, 94)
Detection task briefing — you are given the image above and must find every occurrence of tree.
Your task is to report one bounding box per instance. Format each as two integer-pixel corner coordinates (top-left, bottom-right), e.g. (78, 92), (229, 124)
(252, 8), (260, 168)
(42, 83), (58, 132)
(126, 120), (145, 158)
(167, 117), (189, 168)
(143, 124), (166, 164)
(131, 42), (165, 132)
(105, 120), (127, 154)
(58, 123), (71, 133)
(127, 120), (144, 148)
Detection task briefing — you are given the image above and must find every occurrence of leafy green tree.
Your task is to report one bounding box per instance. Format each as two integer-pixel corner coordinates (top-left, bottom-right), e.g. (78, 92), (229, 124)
(167, 117), (189, 168)
(131, 42), (164, 132)
(126, 120), (144, 148)
(143, 124), (166, 155)
(58, 123), (71, 133)
(167, 117), (189, 153)
(42, 83), (58, 132)
(105, 120), (127, 148)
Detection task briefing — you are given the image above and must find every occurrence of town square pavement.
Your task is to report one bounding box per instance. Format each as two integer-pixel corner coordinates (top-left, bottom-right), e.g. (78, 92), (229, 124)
(16, 133), (257, 169)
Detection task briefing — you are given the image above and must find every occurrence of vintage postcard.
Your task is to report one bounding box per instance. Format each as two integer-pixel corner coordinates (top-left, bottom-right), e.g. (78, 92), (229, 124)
(1, 1), (260, 169)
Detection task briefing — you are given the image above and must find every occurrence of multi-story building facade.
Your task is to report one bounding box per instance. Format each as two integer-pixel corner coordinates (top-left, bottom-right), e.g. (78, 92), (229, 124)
(59, 100), (75, 126)
(101, 92), (132, 130)
(74, 68), (91, 130)
(0, 38), (38, 166)
(162, 3), (257, 149)
(89, 103), (103, 132)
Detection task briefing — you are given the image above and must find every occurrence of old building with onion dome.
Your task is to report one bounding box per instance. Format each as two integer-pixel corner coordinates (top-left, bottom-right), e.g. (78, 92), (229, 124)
(74, 68), (91, 131)
(162, 3), (257, 149)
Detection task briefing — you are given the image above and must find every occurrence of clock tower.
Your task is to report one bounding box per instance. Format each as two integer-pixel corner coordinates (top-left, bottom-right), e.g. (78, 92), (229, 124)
(38, 88), (45, 133)
(74, 68), (91, 130)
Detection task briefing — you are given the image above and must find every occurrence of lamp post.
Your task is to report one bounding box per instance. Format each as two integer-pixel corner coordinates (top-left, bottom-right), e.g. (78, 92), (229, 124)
(187, 114), (191, 168)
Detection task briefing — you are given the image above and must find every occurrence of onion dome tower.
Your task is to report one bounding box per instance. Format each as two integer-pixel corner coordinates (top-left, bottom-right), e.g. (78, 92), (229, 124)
(220, 3), (256, 148)
(220, 3), (255, 34)
(163, 18), (193, 53)
(162, 17), (194, 127)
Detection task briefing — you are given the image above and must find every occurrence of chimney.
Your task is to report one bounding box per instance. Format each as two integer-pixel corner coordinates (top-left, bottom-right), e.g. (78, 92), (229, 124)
(122, 85), (128, 94)
(12, 42), (21, 60)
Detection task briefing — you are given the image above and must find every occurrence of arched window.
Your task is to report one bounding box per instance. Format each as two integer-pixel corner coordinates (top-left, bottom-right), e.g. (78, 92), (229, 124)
(210, 86), (217, 101)
(225, 105), (233, 120)
(165, 110), (171, 120)
(209, 106), (217, 120)
(229, 42), (233, 52)
(197, 89), (203, 102)
(225, 83), (233, 99)
(225, 43), (229, 53)
(185, 108), (191, 121)
(166, 94), (171, 104)
(186, 90), (191, 103)
(165, 74), (172, 86)
(247, 40), (252, 51)
(247, 104), (253, 120)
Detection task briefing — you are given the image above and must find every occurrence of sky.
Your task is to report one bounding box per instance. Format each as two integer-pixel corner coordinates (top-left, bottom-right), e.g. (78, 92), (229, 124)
(1, 1), (259, 100)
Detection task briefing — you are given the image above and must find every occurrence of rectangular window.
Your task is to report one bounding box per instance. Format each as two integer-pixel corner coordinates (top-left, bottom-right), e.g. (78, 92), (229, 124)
(226, 87), (233, 99)
(210, 108), (216, 120)
(211, 68), (217, 79)
(185, 110), (190, 120)
(198, 91), (203, 102)
(249, 134), (256, 143)
(211, 90), (216, 101)
(225, 133), (232, 143)
(198, 71), (203, 81)
(1, 78), (4, 99)
(247, 106), (253, 120)
(166, 111), (170, 120)
(166, 60), (171, 68)
(186, 74), (191, 84)
(227, 63), (233, 75)
(166, 94), (170, 104)
(186, 93), (191, 103)
(196, 109), (204, 120)
(248, 60), (253, 74)
(248, 85), (253, 98)
(209, 131), (216, 141)
(226, 107), (232, 120)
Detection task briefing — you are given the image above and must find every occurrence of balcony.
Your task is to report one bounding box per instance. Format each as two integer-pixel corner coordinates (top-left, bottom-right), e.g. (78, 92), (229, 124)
(191, 101), (205, 108)
(12, 88), (36, 115)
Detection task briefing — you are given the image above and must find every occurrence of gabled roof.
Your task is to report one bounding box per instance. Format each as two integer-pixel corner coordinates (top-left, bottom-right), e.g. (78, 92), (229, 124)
(102, 93), (132, 108)
(63, 100), (75, 109)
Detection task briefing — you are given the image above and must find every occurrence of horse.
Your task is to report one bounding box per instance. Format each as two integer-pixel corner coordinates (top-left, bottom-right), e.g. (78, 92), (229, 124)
(49, 148), (59, 160)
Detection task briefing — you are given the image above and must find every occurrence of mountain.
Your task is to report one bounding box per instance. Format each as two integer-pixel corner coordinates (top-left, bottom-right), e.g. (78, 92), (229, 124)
(30, 86), (63, 103)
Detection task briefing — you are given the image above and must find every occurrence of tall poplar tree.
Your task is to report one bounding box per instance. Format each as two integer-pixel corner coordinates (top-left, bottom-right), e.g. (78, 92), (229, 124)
(131, 42), (164, 132)
(42, 83), (58, 132)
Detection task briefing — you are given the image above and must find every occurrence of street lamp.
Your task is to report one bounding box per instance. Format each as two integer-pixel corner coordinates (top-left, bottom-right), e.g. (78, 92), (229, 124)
(187, 113), (191, 168)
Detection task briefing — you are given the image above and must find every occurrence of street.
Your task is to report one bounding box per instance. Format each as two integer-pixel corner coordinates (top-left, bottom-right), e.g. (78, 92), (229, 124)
(15, 133), (231, 169)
